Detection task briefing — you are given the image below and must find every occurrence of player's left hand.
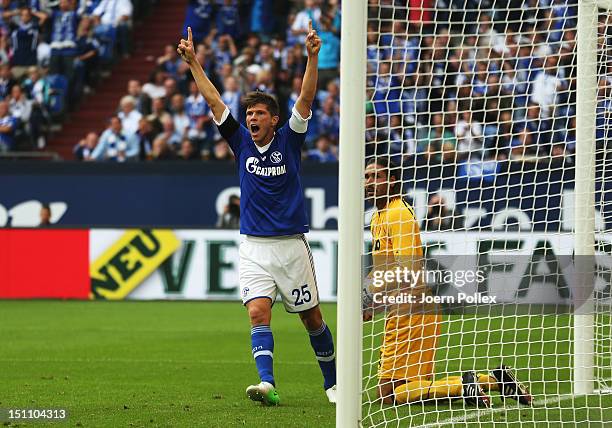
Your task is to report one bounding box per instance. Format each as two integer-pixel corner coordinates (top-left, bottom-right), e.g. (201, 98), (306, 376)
(177, 26), (196, 65)
(305, 20), (322, 57)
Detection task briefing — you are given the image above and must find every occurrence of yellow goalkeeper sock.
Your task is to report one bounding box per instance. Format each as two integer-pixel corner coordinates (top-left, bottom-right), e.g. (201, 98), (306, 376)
(477, 373), (499, 392)
(394, 377), (463, 403)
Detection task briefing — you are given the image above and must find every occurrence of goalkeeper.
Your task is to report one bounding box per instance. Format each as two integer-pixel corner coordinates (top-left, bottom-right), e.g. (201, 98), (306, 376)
(364, 157), (532, 407)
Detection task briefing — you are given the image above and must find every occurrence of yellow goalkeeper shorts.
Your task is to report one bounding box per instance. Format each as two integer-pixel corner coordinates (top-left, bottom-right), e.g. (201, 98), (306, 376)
(378, 313), (441, 381)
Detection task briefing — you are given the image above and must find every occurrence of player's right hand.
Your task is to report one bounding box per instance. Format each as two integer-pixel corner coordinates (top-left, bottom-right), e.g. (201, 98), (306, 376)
(177, 26), (196, 65)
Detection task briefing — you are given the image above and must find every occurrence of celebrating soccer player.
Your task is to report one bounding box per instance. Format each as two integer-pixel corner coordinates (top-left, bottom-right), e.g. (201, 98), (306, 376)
(177, 24), (336, 406)
(364, 156), (532, 407)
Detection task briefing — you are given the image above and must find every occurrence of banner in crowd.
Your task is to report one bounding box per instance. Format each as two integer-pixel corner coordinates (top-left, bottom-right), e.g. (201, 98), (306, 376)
(1, 163), (610, 231)
(1, 228), (610, 305)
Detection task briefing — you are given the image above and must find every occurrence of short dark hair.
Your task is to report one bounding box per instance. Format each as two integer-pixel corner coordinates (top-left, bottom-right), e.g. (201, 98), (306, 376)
(366, 156), (402, 194)
(242, 91), (280, 118)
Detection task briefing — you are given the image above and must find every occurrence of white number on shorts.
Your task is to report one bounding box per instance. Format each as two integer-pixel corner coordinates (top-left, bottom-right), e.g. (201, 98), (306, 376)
(292, 284), (312, 306)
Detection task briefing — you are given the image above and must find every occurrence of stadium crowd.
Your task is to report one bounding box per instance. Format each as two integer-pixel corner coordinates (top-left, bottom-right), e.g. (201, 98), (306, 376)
(365, 0), (579, 175)
(77, 0), (342, 162)
(80, 0), (580, 165)
(1, 0), (581, 167)
(0, 0), (153, 153)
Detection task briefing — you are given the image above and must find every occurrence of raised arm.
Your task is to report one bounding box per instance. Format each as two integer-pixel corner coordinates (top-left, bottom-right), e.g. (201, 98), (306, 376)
(177, 27), (227, 122)
(295, 20), (322, 119)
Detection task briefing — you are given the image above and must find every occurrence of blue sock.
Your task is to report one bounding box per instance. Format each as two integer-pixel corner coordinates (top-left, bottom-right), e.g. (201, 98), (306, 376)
(251, 325), (275, 386)
(309, 321), (336, 390)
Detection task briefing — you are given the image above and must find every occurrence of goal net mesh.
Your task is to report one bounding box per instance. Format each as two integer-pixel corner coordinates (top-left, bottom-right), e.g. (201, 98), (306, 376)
(361, 1), (611, 426)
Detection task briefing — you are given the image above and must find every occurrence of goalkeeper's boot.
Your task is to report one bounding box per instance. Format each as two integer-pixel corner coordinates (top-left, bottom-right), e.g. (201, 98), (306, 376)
(462, 371), (491, 408)
(246, 381), (280, 406)
(325, 385), (337, 404)
(491, 365), (532, 405)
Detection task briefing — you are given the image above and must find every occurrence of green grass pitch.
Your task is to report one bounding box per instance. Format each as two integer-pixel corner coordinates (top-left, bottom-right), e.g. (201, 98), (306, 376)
(0, 301), (610, 427)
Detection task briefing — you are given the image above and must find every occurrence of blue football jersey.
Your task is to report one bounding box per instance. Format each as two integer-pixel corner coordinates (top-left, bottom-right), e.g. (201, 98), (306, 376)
(217, 109), (309, 236)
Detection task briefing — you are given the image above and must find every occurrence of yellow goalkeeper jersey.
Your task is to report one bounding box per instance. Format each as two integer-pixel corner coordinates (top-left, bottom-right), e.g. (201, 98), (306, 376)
(370, 196), (440, 381)
(371, 196), (422, 257)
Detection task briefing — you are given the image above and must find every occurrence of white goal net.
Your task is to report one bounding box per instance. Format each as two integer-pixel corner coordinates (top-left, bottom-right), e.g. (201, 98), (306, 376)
(353, 1), (612, 426)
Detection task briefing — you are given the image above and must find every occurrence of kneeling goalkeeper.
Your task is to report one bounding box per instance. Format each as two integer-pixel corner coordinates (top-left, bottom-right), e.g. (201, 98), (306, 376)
(364, 157), (532, 407)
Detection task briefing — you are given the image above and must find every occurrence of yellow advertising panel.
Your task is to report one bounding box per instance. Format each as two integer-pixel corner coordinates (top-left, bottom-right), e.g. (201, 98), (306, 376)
(90, 229), (180, 300)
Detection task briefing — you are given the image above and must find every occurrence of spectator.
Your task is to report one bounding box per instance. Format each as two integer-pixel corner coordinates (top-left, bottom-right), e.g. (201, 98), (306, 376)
(216, 194), (240, 229)
(520, 102), (552, 154)
(90, 116), (134, 161)
(287, 75), (302, 117)
(254, 43), (275, 75)
(285, 13), (299, 46)
(159, 114), (182, 148)
(422, 194), (463, 231)
(117, 95), (142, 137)
(126, 79), (150, 115)
(254, 69), (274, 93)
(74, 131), (98, 160)
(23, 65), (48, 148)
(127, 117), (153, 160)
(39, 203), (51, 227)
(455, 110), (484, 159)
(150, 134), (175, 160)
(10, 7), (42, 78)
(92, 0), (133, 57)
(307, 135), (337, 162)
(221, 75), (240, 119)
(292, 0), (321, 44)
(25, 65), (45, 105)
(316, 78), (337, 105)
(146, 97), (167, 135)
(216, 0), (239, 39)
(170, 93), (190, 138)
(157, 43), (182, 78)
(185, 80), (212, 141)
(163, 77), (179, 109)
(210, 33), (237, 76)
(178, 138), (199, 160)
(74, 15), (100, 94)
(0, 63), (15, 99)
(400, 73), (428, 126)
(0, 100), (16, 151)
(142, 70), (167, 99)
(250, 0), (274, 36)
(317, 96), (339, 140)
(317, 14), (339, 88)
(182, 0), (213, 43)
(49, 0), (79, 83)
(530, 55), (567, 118)
(476, 12), (504, 50)
(0, 32), (9, 65)
(212, 139), (233, 161)
(8, 84), (32, 146)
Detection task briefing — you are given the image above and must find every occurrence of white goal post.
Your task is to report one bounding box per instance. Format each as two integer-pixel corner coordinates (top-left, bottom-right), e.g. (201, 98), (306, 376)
(574, 0), (596, 396)
(337, 0), (367, 425)
(337, 0), (610, 426)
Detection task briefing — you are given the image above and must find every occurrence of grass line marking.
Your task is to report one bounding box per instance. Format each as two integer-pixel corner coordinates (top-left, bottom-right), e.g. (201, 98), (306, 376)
(414, 394), (574, 428)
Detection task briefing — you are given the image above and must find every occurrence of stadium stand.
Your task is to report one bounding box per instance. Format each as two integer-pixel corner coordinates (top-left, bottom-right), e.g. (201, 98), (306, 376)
(3, 0), (578, 168)
(0, 0), (161, 159)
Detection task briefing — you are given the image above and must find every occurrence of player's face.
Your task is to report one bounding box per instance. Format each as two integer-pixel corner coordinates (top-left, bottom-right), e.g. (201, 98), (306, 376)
(246, 103), (278, 144)
(364, 163), (392, 202)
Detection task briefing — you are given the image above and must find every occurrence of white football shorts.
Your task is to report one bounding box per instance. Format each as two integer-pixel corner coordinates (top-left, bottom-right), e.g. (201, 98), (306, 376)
(239, 234), (319, 313)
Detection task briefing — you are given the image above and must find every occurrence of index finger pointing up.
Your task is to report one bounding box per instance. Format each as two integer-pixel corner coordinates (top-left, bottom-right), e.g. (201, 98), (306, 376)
(308, 19), (312, 33)
(188, 26), (193, 42)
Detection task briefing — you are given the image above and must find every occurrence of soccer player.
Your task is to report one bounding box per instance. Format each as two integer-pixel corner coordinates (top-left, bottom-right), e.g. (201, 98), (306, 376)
(177, 24), (336, 406)
(364, 156), (532, 407)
